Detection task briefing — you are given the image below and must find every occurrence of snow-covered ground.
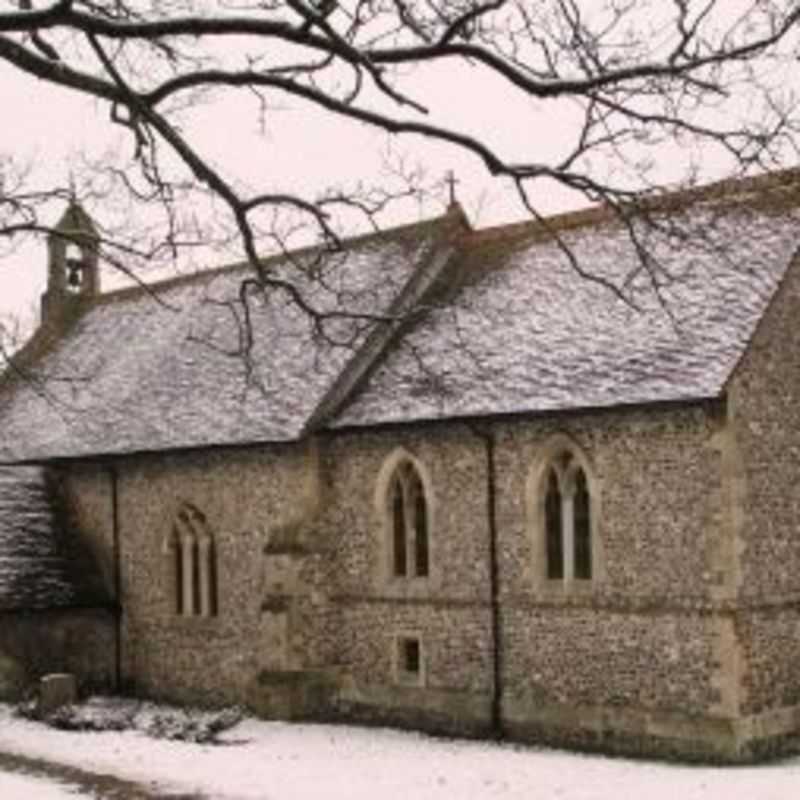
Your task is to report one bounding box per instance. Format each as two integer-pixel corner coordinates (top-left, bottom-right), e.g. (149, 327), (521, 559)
(0, 770), (84, 799)
(1, 702), (799, 799)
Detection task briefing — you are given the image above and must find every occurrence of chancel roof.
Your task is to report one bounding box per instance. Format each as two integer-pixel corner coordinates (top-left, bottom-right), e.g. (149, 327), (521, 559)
(0, 466), (109, 610)
(334, 176), (800, 428)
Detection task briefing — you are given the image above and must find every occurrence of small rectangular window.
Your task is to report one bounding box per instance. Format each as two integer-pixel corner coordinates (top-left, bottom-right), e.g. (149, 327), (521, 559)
(403, 638), (420, 674)
(396, 635), (423, 686)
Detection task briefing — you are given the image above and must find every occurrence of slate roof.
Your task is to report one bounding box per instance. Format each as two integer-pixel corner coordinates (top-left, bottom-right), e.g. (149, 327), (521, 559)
(0, 216), (454, 462)
(334, 177), (800, 427)
(1, 171), (800, 461)
(0, 466), (109, 611)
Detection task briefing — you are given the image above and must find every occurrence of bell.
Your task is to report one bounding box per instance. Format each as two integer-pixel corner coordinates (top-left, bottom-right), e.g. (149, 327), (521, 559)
(66, 260), (83, 289)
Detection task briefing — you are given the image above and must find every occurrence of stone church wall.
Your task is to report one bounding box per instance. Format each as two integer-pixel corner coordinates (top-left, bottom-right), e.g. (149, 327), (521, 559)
(726, 250), (800, 747)
(730, 254), (800, 601)
(315, 406), (732, 756)
(319, 426), (495, 734)
(493, 406), (722, 602)
(56, 384), (792, 758)
(98, 445), (314, 706)
(490, 407), (728, 756)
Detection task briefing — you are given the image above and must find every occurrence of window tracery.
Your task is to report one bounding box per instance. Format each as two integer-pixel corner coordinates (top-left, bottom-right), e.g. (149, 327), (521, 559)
(166, 502), (218, 617)
(376, 449), (434, 585)
(530, 438), (598, 589)
(388, 460), (430, 579)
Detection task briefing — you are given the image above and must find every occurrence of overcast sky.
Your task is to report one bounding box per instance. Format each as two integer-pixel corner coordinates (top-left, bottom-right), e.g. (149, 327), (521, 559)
(1, 53), (583, 328)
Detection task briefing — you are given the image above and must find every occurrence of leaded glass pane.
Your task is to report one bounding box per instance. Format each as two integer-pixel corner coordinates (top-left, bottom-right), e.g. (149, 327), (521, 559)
(414, 485), (429, 577)
(392, 480), (407, 576)
(574, 469), (592, 580)
(545, 469), (564, 580)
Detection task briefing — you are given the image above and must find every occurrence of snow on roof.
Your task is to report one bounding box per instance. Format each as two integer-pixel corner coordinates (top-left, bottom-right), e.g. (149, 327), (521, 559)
(0, 217), (451, 462)
(0, 466), (108, 611)
(2, 172), (800, 461)
(333, 182), (800, 428)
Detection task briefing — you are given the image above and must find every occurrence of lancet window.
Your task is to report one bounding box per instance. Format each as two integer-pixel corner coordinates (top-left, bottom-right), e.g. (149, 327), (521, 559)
(387, 459), (430, 579)
(538, 446), (595, 585)
(166, 502), (218, 617)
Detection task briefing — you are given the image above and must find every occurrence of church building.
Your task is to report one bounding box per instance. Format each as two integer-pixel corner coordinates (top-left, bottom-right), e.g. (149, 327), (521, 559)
(2, 169), (800, 762)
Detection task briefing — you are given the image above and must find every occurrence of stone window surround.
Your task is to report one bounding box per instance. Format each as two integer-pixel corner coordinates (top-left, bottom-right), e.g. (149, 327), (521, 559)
(525, 433), (604, 594)
(374, 447), (437, 596)
(393, 630), (426, 687)
(164, 501), (219, 618)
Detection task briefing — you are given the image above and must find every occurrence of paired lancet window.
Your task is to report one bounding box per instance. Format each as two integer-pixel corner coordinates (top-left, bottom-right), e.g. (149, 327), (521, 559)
(541, 448), (593, 583)
(387, 459), (430, 579)
(167, 502), (218, 617)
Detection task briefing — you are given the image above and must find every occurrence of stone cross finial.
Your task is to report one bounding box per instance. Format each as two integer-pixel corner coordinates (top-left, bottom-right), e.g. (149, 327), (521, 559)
(445, 170), (459, 206)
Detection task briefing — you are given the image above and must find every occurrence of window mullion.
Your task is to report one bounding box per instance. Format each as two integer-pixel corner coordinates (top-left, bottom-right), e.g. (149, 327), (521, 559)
(198, 534), (212, 617)
(562, 488), (575, 585)
(179, 532), (195, 616)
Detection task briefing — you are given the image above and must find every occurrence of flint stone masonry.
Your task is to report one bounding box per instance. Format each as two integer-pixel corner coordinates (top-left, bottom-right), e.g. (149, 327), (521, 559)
(51, 407), (743, 757)
(723, 219), (800, 741)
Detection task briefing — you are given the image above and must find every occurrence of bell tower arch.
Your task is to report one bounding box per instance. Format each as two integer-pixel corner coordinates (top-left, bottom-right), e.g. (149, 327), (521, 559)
(41, 201), (100, 323)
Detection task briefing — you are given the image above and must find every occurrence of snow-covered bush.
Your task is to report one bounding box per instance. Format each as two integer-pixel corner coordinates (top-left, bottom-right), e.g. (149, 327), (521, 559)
(16, 696), (243, 744)
(133, 703), (243, 744)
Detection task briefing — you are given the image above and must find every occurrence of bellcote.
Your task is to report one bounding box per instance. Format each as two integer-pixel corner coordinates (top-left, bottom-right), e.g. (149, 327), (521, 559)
(41, 202), (100, 324)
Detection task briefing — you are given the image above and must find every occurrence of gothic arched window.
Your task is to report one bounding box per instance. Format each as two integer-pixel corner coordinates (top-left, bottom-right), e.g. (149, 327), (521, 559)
(532, 442), (597, 587)
(167, 502), (218, 617)
(386, 459), (430, 579)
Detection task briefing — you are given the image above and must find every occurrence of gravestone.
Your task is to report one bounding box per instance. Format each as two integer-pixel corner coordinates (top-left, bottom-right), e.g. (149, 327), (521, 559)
(39, 673), (77, 713)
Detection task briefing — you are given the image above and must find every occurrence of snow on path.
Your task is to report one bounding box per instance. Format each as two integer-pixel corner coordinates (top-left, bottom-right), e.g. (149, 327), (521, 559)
(0, 770), (87, 799)
(1, 705), (800, 799)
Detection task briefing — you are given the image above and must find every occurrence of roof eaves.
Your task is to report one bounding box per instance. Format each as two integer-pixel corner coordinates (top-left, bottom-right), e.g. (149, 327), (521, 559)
(326, 393), (725, 436)
(0, 432), (301, 468)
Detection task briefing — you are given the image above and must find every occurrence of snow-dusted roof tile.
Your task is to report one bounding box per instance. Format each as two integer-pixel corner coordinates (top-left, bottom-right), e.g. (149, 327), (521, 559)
(333, 199), (800, 428)
(3, 177), (800, 458)
(0, 219), (447, 461)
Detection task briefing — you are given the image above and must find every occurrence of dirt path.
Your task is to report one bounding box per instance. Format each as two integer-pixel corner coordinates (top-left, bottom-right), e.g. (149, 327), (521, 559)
(0, 750), (205, 799)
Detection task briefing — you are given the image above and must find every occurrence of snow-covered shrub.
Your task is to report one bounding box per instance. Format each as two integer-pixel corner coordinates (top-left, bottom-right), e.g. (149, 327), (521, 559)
(133, 704), (243, 744)
(15, 696), (243, 744)
(16, 695), (137, 731)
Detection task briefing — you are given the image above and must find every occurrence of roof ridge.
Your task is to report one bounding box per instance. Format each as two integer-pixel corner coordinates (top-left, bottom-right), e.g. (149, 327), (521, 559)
(469, 166), (800, 246)
(93, 209), (457, 307)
